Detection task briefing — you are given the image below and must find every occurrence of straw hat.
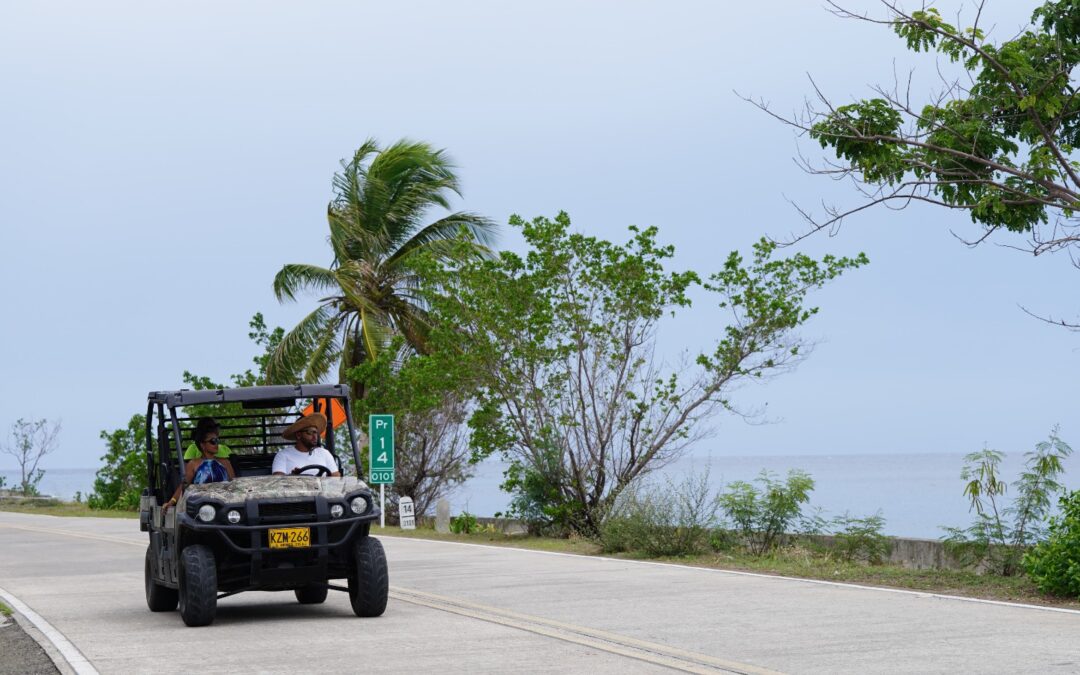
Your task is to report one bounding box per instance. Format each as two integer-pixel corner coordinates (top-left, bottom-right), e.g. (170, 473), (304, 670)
(282, 413), (327, 440)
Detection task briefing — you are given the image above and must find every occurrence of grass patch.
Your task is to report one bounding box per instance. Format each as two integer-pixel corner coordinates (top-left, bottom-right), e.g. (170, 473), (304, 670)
(374, 524), (602, 555)
(0, 601), (12, 617)
(376, 525), (1080, 609)
(0, 500), (137, 519)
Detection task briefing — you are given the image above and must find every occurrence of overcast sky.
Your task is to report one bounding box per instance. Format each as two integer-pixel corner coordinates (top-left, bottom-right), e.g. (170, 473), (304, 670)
(1, 0), (1074, 470)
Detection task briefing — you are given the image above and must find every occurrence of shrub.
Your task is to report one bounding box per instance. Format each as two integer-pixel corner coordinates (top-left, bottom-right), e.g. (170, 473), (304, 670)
(88, 415), (147, 510)
(830, 512), (889, 564)
(1024, 490), (1080, 597)
(450, 511), (478, 534)
(943, 427), (1072, 576)
(500, 447), (587, 537)
(599, 470), (719, 557)
(717, 470), (814, 555)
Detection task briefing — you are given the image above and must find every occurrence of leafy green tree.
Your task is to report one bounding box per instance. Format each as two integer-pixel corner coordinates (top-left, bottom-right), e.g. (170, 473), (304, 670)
(88, 415), (147, 510)
(421, 212), (865, 535)
(943, 426), (1073, 575)
(758, 1), (1080, 276)
(269, 139), (496, 395)
(348, 338), (474, 517)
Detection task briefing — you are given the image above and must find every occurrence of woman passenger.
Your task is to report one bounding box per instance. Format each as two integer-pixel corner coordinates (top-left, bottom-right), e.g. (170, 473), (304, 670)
(163, 417), (235, 512)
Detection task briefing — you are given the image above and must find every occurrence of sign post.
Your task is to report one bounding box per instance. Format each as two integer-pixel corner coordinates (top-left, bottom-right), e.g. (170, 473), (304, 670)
(368, 414), (395, 528)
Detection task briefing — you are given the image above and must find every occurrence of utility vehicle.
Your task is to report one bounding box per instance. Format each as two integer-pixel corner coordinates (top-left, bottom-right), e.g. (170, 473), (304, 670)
(140, 384), (387, 626)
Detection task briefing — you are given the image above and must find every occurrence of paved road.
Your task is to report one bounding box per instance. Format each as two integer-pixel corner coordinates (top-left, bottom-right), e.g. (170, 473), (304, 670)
(1, 511), (1078, 674)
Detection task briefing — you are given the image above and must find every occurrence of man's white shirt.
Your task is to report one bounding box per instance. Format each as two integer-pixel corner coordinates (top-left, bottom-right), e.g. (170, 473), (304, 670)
(272, 446), (340, 476)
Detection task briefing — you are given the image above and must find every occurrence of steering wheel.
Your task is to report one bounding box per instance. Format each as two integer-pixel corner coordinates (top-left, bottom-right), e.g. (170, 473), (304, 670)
(292, 464), (331, 477)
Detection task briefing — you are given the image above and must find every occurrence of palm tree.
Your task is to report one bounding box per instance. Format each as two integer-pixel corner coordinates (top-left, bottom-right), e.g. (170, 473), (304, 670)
(268, 139), (495, 393)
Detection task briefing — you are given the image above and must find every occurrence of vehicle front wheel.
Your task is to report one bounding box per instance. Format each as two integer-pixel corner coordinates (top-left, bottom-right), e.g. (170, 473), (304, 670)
(348, 536), (388, 617)
(178, 545), (217, 626)
(145, 546), (178, 612)
(294, 584), (328, 604)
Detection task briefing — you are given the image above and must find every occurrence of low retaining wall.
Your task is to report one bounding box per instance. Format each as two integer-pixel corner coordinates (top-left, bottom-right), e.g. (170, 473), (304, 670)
(799, 533), (964, 571)
(414, 514), (974, 570)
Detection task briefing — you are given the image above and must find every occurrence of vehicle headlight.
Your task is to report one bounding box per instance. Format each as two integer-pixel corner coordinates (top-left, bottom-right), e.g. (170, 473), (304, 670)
(350, 497), (367, 515)
(226, 509), (242, 524)
(330, 504), (344, 519)
(197, 504), (217, 522)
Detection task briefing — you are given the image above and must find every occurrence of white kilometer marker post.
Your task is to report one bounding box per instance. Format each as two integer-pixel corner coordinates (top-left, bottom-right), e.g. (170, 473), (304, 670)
(368, 414), (395, 528)
(399, 496), (415, 530)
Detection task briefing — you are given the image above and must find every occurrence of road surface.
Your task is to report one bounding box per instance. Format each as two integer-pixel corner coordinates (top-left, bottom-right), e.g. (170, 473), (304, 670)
(1, 511), (1077, 674)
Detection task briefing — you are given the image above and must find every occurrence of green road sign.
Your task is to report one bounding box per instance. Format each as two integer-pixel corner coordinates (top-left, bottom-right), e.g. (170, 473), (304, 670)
(368, 414), (395, 484)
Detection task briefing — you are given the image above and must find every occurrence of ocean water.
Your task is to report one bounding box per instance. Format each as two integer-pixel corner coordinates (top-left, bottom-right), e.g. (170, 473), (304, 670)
(447, 451), (1080, 539)
(9, 451), (1080, 539)
(1, 468), (99, 502)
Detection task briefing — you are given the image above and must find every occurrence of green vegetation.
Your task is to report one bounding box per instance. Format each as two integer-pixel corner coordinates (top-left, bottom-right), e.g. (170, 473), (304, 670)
(449, 511), (480, 534)
(87, 415), (148, 510)
(420, 212), (865, 536)
(831, 512), (890, 565)
(765, 0), (1080, 268)
(349, 338), (474, 518)
(600, 471), (718, 557)
(1025, 489), (1080, 597)
(943, 427), (1073, 576)
(718, 470), (816, 555)
(0, 600), (12, 617)
(268, 138), (495, 394)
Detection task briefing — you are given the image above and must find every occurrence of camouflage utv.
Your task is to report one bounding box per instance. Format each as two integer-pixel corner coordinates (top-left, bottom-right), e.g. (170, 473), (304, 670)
(140, 384), (387, 627)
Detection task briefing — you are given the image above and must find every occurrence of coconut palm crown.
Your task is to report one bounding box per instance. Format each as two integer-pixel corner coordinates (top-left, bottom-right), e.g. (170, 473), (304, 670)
(268, 139), (496, 391)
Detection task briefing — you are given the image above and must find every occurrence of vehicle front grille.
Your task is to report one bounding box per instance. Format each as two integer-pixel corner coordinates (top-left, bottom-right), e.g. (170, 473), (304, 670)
(259, 500), (317, 522)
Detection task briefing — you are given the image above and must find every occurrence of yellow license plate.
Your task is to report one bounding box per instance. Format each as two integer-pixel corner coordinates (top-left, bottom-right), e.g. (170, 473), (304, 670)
(269, 527), (311, 549)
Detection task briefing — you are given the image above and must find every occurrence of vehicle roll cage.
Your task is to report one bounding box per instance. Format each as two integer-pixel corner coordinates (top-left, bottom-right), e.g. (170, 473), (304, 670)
(145, 385), (363, 502)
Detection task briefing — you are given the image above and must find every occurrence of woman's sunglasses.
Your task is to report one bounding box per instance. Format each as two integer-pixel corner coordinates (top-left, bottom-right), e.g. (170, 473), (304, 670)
(202, 437), (220, 446)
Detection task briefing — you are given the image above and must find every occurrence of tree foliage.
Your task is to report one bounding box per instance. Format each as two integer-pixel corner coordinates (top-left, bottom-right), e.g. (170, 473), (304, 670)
(348, 338), (474, 517)
(421, 212), (865, 535)
(88, 415), (147, 510)
(269, 139), (495, 396)
(756, 1), (1080, 270)
(943, 426), (1073, 575)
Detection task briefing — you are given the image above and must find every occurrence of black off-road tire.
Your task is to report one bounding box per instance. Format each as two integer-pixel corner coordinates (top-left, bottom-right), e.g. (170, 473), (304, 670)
(178, 545), (217, 627)
(348, 536), (388, 617)
(294, 584), (329, 604)
(145, 546), (178, 612)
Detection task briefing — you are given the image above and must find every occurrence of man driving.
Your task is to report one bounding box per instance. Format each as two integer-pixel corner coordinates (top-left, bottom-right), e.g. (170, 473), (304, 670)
(272, 413), (341, 477)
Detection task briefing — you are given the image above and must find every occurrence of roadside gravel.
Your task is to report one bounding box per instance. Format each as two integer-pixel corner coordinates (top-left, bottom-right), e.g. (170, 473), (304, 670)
(0, 613), (59, 675)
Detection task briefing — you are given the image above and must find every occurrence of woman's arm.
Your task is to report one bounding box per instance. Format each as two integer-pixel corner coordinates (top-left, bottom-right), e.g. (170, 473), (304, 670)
(164, 461), (198, 512)
(221, 458), (236, 480)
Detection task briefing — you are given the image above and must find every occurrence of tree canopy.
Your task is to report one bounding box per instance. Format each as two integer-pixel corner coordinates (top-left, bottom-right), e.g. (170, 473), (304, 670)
(418, 212), (866, 534)
(757, 0), (1080, 264)
(269, 139), (496, 394)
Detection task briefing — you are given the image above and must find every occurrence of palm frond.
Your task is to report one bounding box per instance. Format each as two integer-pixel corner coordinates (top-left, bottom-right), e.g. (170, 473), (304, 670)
(386, 212), (497, 268)
(267, 304), (341, 383)
(273, 264), (340, 302)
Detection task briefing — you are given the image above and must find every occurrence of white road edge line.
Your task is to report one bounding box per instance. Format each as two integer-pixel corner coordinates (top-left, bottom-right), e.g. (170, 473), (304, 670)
(380, 535), (1080, 617)
(0, 585), (100, 675)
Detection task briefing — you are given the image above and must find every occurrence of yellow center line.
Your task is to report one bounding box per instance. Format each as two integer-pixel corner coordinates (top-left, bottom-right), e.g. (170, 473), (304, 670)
(390, 586), (783, 675)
